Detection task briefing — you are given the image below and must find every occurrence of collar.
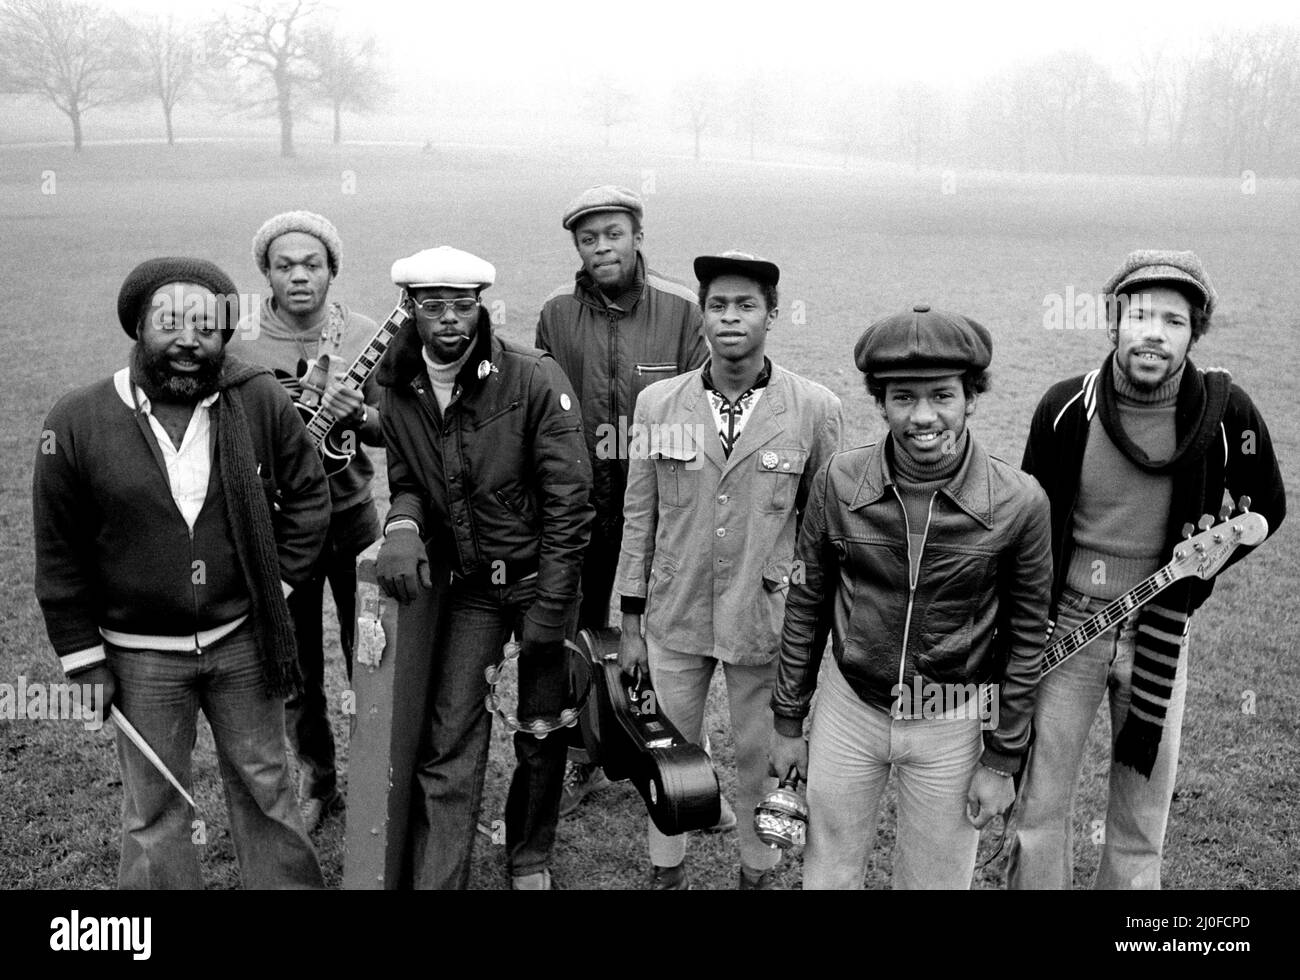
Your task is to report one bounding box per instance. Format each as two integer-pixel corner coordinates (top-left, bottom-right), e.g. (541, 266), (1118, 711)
(378, 308), (496, 390)
(421, 340), (476, 386)
(850, 429), (995, 529)
(701, 356), (772, 401)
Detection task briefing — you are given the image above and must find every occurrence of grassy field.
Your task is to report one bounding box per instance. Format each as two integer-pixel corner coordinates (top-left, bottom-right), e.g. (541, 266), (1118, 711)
(0, 140), (1295, 889)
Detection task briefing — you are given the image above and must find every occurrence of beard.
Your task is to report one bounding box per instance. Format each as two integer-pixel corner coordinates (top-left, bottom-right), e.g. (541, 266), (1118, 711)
(132, 341), (224, 404)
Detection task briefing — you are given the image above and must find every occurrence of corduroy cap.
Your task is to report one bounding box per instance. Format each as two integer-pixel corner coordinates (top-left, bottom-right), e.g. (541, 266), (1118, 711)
(390, 246), (496, 290)
(854, 304), (993, 378)
(694, 250), (780, 289)
(561, 184), (644, 231)
(1103, 249), (1216, 317)
(252, 210), (342, 277)
(117, 257), (240, 340)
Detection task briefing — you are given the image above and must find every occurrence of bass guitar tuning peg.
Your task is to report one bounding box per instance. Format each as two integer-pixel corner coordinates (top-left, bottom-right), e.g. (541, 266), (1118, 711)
(1237, 495), (1252, 513)
(1197, 515), (1214, 531)
(1181, 523), (1196, 539)
(1219, 503), (1232, 522)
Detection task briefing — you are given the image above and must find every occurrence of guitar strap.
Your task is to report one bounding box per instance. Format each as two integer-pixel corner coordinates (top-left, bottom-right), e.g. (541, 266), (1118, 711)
(317, 301), (348, 369)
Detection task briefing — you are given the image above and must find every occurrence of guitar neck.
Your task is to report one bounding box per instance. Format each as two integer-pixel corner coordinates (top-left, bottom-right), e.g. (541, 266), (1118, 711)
(305, 306), (408, 444)
(1041, 564), (1177, 674)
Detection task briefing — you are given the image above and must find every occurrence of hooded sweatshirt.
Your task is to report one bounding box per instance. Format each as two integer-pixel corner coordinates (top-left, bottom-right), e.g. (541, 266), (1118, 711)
(235, 296), (380, 512)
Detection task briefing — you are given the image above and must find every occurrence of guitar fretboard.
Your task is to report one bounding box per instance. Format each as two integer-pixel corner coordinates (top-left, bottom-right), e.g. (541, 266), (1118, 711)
(305, 306), (409, 444)
(1042, 565), (1176, 673)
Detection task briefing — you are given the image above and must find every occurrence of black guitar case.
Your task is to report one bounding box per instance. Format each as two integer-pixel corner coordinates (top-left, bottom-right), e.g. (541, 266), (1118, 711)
(574, 627), (721, 836)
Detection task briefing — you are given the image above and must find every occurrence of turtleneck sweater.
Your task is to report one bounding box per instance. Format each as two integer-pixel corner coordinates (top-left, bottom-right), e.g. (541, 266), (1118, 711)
(1065, 359), (1182, 600)
(889, 429), (968, 583)
(421, 342), (475, 412)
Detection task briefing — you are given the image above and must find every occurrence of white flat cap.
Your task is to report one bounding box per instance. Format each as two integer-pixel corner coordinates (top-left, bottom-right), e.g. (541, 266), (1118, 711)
(391, 246), (496, 289)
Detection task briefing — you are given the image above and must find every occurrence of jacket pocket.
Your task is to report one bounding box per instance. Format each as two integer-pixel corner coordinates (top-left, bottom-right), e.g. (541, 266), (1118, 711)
(494, 487), (536, 523)
(754, 448), (809, 512)
(916, 549), (997, 678)
(631, 362), (676, 408)
(468, 399), (520, 430)
(653, 444), (698, 508)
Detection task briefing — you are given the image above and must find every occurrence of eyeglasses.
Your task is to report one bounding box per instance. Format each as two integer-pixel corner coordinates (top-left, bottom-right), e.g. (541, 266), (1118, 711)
(414, 298), (479, 317)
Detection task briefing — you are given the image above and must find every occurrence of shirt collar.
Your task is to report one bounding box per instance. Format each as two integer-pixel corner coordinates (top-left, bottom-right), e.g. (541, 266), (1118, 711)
(701, 356), (772, 401)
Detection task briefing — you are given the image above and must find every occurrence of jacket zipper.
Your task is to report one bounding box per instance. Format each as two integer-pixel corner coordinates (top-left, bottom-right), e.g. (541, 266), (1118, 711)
(607, 313), (619, 433)
(891, 486), (937, 705)
(189, 526), (203, 654)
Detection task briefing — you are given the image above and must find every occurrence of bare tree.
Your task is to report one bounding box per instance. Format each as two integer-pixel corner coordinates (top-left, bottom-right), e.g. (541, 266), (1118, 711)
(733, 76), (770, 161)
(302, 22), (384, 144)
(1133, 48), (1164, 151)
(132, 11), (210, 145)
(218, 0), (320, 158)
(895, 81), (943, 169)
(675, 75), (715, 160)
(0, 0), (131, 150)
(584, 74), (634, 148)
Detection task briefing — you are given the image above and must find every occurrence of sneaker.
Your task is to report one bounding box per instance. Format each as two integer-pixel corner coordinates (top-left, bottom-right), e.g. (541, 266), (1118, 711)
(511, 869), (553, 890)
(559, 761), (611, 818)
(650, 864), (689, 890)
(738, 865), (780, 890)
(300, 790), (344, 834)
(700, 796), (737, 833)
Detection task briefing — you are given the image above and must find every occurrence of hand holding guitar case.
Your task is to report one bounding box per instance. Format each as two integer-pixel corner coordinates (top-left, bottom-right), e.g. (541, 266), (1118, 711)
(574, 626), (720, 836)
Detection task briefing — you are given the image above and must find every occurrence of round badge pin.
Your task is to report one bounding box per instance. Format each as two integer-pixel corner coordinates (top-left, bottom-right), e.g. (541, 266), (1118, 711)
(560, 393), (572, 411)
(476, 360), (492, 380)
(762, 451), (779, 470)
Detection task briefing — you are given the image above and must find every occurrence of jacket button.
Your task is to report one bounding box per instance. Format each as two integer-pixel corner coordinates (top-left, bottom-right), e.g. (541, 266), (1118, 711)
(782, 462), (791, 470)
(782, 575), (790, 584)
(717, 494), (728, 504)
(716, 528), (725, 537)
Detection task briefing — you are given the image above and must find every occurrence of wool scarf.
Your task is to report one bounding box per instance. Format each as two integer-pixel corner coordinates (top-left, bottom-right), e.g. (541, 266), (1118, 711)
(1094, 352), (1230, 777)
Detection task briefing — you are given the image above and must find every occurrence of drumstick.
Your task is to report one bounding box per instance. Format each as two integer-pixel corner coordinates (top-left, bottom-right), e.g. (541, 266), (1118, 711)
(110, 706), (198, 810)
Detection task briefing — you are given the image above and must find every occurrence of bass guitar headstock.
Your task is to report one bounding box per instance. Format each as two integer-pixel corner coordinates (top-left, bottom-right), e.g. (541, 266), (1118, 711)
(1171, 497), (1268, 583)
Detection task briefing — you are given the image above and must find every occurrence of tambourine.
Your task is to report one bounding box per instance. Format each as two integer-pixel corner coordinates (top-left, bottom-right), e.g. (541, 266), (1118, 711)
(484, 638), (593, 738)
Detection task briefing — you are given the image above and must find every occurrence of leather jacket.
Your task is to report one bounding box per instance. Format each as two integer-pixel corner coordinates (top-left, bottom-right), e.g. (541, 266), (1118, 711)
(773, 433), (1053, 773)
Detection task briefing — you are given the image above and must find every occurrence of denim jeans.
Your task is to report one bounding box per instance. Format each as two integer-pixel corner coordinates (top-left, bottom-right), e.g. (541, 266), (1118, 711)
(1007, 587), (1189, 890)
(409, 575), (573, 888)
(285, 500), (379, 801)
(106, 621), (324, 889)
(645, 637), (779, 873)
(804, 657), (982, 889)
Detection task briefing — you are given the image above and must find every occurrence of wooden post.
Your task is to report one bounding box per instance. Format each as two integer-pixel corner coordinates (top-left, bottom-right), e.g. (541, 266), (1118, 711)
(343, 539), (446, 889)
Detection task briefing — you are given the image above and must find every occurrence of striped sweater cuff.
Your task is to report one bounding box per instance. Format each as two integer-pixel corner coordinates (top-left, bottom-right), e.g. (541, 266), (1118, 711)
(61, 644), (106, 676)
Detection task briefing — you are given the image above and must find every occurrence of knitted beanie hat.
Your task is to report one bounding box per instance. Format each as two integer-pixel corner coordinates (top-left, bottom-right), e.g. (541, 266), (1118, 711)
(252, 210), (342, 277)
(117, 256), (240, 340)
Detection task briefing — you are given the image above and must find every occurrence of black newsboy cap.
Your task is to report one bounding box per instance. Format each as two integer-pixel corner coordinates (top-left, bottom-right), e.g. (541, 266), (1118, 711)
(854, 304), (993, 378)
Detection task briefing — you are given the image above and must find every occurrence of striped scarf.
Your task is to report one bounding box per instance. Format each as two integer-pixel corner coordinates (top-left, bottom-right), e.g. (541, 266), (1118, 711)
(1096, 353), (1229, 777)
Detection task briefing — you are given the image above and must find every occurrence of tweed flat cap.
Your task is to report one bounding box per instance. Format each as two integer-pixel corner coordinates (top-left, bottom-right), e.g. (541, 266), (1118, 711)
(694, 250), (780, 288)
(390, 246), (496, 290)
(252, 210), (342, 277)
(854, 304), (993, 378)
(561, 184), (644, 231)
(117, 257), (240, 340)
(1104, 249), (1216, 317)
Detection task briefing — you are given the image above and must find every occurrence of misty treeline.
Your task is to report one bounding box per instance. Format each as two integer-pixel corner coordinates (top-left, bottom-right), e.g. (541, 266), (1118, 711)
(0, 0), (383, 154)
(652, 28), (1300, 178)
(3, 0), (1298, 178)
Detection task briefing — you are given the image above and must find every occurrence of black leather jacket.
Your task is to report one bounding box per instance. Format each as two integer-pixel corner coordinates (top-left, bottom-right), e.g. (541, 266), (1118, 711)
(377, 312), (594, 634)
(773, 434), (1053, 773)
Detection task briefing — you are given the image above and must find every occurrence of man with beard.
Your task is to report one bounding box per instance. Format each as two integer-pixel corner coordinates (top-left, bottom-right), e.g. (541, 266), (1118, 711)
(238, 210), (382, 832)
(536, 184), (708, 817)
(375, 246), (592, 889)
(33, 257), (331, 888)
(617, 252), (842, 889)
(1008, 250), (1286, 889)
